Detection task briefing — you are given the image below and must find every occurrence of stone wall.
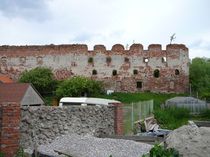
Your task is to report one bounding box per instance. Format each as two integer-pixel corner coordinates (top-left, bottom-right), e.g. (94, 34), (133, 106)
(20, 106), (115, 149)
(0, 43), (189, 93)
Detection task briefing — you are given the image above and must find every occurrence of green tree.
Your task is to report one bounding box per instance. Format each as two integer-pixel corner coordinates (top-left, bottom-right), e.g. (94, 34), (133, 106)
(19, 67), (57, 96)
(190, 57), (210, 100)
(55, 76), (103, 99)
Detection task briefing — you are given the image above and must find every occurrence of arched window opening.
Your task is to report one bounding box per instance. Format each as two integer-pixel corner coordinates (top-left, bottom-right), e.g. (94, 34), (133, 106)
(133, 69), (138, 75)
(112, 70), (117, 76)
(175, 69), (180, 75)
(154, 69), (160, 78)
(92, 69), (97, 75)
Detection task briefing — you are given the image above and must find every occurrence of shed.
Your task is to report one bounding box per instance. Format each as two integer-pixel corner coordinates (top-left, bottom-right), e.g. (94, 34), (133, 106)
(0, 83), (44, 106)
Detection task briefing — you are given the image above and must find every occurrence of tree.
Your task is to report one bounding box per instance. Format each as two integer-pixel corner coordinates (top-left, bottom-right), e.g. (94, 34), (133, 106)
(190, 58), (210, 99)
(19, 67), (56, 96)
(55, 76), (103, 99)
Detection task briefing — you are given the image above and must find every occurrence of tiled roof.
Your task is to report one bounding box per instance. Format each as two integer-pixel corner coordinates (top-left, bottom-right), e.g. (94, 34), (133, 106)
(0, 83), (30, 103)
(0, 75), (14, 83)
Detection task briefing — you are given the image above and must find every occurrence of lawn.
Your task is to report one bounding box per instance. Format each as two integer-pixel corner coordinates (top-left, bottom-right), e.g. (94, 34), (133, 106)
(98, 92), (184, 109)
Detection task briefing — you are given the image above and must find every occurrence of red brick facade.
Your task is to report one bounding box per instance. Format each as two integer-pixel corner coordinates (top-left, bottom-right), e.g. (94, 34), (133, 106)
(0, 103), (20, 157)
(0, 43), (189, 93)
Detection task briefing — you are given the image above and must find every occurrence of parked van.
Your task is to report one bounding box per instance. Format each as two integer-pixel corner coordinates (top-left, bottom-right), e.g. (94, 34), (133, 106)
(59, 97), (120, 107)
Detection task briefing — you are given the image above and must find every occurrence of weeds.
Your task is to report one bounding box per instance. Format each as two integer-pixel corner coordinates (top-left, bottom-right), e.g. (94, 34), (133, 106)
(154, 107), (190, 129)
(142, 144), (180, 157)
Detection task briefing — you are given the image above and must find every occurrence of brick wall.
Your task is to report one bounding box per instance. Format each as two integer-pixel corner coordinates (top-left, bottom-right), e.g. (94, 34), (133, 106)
(0, 103), (20, 157)
(112, 103), (123, 135)
(0, 43), (189, 93)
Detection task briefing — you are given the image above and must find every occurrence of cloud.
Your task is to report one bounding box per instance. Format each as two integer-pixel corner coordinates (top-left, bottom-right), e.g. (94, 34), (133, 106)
(0, 0), (51, 21)
(190, 39), (210, 51)
(0, 0), (209, 59)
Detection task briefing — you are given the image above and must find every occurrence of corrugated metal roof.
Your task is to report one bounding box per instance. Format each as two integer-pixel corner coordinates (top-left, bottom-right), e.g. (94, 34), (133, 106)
(59, 97), (120, 106)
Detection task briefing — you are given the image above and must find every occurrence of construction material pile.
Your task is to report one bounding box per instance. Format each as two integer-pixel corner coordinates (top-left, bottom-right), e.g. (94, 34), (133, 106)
(38, 134), (152, 157)
(166, 124), (210, 157)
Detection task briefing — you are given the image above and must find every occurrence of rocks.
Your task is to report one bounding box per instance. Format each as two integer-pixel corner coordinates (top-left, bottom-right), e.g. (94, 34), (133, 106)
(38, 134), (152, 157)
(20, 106), (115, 149)
(165, 125), (210, 157)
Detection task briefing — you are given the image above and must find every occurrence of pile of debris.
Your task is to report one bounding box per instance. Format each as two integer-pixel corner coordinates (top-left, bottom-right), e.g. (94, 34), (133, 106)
(135, 116), (171, 137)
(165, 124), (210, 157)
(37, 134), (152, 157)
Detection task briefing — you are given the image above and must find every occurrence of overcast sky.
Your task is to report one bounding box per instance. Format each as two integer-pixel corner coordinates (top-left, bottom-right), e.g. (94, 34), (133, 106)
(0, 0), (209, 58)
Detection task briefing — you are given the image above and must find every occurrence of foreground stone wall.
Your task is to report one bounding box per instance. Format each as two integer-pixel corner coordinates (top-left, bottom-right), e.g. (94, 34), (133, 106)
(0, 43), (189, 93)
(20, 106), (115, 149)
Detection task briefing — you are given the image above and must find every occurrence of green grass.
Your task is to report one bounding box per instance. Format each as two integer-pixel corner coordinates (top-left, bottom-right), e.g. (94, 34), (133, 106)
(99, 92), (185, 109)
(98, 92), (186, 133)
(154, 107), (190, 130)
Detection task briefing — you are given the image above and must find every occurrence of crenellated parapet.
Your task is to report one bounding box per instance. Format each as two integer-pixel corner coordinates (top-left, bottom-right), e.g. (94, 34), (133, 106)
(0, 43), (188, 57)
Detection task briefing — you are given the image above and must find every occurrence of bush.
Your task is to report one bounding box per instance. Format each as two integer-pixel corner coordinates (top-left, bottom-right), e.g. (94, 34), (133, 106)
(199, 109), (210, 120)
(19, 67), (57, 96)
(154, 107), (190, 129)
(55, 76), (103, 99)
(143, 144), (180, 157)
(0, 152), (4, 157)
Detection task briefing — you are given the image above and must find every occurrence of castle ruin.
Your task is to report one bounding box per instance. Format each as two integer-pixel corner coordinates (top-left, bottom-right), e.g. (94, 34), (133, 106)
(0, 43), (189, 93)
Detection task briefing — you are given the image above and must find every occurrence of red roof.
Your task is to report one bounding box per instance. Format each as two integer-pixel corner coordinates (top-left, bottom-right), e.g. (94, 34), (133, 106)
(0, 83), (30, 103)
(0, 75), (14, 83)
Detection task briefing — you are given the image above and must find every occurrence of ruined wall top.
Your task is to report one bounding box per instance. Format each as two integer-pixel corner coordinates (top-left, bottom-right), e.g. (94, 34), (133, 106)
(0, 43), (188, 57)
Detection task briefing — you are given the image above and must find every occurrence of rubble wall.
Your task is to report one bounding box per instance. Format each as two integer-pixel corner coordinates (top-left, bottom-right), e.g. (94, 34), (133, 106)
(20, 106), (115, 149)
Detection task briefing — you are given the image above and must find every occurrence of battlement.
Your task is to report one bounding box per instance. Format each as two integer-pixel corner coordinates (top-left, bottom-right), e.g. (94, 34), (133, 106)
(0, 43), (188, 57)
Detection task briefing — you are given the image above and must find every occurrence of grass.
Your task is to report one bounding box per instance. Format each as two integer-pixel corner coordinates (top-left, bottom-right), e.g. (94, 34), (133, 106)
(98, 92), (186, 133)
(98, 92), (185, 109)
(154, 107), (190, 130)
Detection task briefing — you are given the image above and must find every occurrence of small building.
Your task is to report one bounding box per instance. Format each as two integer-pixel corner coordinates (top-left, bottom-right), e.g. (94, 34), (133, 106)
(0, 83), (44, 106)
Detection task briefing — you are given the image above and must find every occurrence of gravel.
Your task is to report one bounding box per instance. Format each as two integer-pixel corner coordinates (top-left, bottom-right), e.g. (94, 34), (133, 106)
(166, 125), (210, 157)
(38, 134), (152, 157)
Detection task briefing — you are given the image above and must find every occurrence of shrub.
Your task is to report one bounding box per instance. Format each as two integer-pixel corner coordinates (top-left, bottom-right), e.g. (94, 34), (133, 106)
(55, 76), (103, 99)
(199, 109), (210, 120)
(0, 152), (4, 157)
(19, 67), (57, 96)
(143, 144), (180, 157)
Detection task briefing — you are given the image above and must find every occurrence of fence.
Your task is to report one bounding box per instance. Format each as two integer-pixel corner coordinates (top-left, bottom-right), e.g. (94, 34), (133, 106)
(165, 97), (208, 114)
(123, 100), (154, 134)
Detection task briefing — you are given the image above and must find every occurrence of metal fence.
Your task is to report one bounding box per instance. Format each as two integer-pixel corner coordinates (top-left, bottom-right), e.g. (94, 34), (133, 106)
(123, 100), (154, 134)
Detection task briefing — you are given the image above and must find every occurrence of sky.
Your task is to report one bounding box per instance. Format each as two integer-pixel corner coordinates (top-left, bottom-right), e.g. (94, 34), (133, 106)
(0, 0), (210, 59)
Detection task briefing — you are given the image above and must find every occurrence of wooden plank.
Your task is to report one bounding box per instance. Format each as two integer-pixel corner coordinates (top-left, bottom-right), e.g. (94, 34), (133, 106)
(194, 121), (210, 127)
(100, 135), (164, 144)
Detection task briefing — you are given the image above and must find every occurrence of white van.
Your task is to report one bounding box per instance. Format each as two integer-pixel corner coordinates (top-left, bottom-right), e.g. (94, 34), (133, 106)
(59, 97), (120, 107)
